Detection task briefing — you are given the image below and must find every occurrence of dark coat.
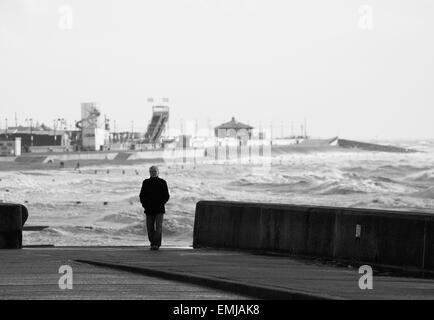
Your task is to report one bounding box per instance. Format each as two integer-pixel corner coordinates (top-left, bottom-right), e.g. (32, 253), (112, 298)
(139, 177), (170, 214)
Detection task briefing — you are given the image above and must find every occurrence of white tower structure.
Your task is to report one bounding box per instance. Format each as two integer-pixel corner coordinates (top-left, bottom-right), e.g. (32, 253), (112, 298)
(79, 102), (109, 151)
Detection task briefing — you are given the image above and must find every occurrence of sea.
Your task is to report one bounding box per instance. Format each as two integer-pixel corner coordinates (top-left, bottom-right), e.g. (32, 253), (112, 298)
(1, 140), (433, 247)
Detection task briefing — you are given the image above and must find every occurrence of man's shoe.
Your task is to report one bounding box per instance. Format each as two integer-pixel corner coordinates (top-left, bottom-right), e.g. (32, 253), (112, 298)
(150, 245), (158, 251)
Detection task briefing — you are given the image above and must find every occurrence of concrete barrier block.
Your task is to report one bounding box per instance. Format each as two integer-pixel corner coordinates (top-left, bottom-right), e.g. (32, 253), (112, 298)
(305, 207), (337, 257)
(194, 201), (230, 247)
(260, 205), (309, 253)
(193, 201), (434, 272)
(369, 216), (425, 268)
(0, 204), (23, 232)
(423, 221), (434, 269)
(229, 204), (262, 249)
(332, 213), (367, 261)
(0, 231), (22, 249)
(193, 201), (216, 247)
(0, 203), (27, 249)
(336, 209), (426, 268)
(194, 201), (263, 249)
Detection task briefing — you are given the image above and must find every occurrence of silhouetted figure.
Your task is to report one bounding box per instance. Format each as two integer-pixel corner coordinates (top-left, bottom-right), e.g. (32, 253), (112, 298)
(139, 165), (170, 251)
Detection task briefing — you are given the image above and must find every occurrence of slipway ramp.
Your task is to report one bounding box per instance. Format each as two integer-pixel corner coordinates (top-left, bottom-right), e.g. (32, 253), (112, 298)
(113, 152), (132, 161)
(337, 139), (417, 153)
(270, 137), (417, 155)
(300, 137), (338, 145)
(271, 137), (340, 155)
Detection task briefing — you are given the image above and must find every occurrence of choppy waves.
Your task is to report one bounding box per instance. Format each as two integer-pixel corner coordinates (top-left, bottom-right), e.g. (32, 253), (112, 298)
(1, 139), (434, 246)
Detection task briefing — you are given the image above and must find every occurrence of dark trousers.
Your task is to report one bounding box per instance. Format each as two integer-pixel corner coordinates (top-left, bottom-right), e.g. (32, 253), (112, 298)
(146, 213), (164, 247)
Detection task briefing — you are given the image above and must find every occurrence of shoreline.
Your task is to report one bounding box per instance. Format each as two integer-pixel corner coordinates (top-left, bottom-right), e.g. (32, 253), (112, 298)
(1, 143), (428, 172)
(0, 158), (166, 172)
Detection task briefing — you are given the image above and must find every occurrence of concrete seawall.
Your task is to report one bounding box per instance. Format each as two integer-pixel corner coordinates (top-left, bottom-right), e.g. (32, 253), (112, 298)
(193, 201), (434, 272)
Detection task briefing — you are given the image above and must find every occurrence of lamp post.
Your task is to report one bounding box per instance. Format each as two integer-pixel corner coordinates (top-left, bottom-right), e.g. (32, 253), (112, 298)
(30, 119), (33, 146)
(114, 120), (117, 143)
(26, 118), (33, 147)
(57, 118), (65, 145)
(53, 118), (63, 143)
(53, 119), (57, 143)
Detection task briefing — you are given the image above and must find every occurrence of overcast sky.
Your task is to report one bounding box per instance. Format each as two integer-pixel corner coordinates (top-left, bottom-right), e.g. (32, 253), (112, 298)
(0, 0), (433, 139)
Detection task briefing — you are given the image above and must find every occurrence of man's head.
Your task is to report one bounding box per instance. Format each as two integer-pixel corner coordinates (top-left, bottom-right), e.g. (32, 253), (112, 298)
(149, 166), (159, 178)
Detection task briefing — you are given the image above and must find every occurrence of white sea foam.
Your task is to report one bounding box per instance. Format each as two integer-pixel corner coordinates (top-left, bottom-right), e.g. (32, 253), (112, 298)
(1, 140), (434, 246)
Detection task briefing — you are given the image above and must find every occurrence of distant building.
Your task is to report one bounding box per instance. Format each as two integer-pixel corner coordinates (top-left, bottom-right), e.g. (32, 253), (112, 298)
(0, 137), (21, 156)
(0, 125), (69, 151)
(82, 128), (109, 151)
(214, 117), (254, 142)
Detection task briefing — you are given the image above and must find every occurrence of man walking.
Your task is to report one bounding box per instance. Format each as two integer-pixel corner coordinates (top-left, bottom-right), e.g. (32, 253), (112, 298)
(139, 165), (170, 250)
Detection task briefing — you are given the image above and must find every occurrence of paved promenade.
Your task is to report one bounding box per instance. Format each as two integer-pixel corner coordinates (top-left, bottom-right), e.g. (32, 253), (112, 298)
(0, 247), (248, 300)
(1, 247), (434, 299)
